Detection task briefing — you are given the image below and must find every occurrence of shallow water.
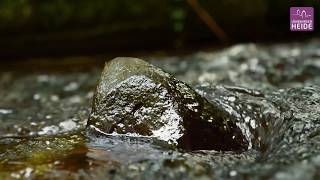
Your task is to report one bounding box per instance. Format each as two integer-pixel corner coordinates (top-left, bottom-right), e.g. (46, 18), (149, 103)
(1, 39), (320, 179)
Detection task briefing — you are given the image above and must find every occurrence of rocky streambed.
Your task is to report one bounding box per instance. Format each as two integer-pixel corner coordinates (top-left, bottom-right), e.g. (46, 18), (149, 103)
(1, 39), (320, 179)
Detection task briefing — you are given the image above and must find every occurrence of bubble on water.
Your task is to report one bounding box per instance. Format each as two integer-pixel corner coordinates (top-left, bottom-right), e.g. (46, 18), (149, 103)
(291, 48), (301, 57)
(229, 170), (237, 176)
(69, 95), (82, 104)
(50, 95), (59, 102)
(33, 94), (41, 100)
(37, 75), (49, 83)
(11, 172), (21, 179)
(38, 125), (59, 135)
(0, 109), (13, 114)
(240, 63), (248, 71)
(86, 91), (94, 99)
(23, 168), (33, 178)
(63, 82), (79, 91)
(227, 96), (236, 102)
(30, 122), (37, 126)
(229, 44), (247, 56)
(198, 72), (219, 83)
(59, 119), (77, 132)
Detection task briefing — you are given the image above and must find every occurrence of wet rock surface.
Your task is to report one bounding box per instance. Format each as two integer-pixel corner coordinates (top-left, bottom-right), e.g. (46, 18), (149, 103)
(87, 57), (247, 151)
(0, 39), (320, 179)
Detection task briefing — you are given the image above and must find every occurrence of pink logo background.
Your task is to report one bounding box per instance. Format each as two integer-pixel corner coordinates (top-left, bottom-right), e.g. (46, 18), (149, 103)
(290, 7), (314, 31)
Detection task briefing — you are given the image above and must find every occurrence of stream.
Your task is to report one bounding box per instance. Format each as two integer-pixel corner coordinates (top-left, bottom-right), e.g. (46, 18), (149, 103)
(1, 39), (320, 179)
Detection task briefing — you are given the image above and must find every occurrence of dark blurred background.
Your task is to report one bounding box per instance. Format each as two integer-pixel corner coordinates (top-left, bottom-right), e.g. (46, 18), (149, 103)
(0, 0), (319, 60)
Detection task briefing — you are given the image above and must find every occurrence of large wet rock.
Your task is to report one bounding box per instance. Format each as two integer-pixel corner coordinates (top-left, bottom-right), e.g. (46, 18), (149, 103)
(87, 57), (248, 151)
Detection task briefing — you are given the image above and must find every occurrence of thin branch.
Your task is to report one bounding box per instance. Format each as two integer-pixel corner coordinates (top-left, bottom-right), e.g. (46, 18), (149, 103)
(186, 0), (230, 44)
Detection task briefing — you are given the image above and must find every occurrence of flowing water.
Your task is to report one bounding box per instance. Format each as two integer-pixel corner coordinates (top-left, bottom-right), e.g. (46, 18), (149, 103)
(1, 39), (320, 179)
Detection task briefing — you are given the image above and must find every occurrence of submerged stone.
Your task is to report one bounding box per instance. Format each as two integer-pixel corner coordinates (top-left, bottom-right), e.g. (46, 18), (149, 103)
(87, 57), (248, 151)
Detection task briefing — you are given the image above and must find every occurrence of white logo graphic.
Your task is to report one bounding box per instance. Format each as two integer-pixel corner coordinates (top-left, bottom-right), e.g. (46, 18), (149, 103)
(293, 9), (312, 18)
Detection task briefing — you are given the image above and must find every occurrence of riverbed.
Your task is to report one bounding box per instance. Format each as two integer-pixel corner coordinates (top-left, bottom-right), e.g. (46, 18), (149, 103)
(1, 39), (320, 179)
